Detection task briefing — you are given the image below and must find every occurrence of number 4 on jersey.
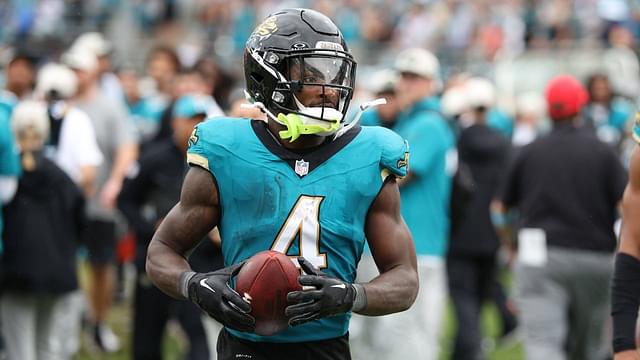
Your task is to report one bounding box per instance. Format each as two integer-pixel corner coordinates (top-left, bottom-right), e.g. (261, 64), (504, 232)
(271, 195), (327, 269)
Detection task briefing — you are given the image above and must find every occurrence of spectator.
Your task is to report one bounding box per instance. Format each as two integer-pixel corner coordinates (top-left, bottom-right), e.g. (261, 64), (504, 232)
(583, 72), (633, 151)
(466, 77), (514, 140)
(145, 45), (181, 100)
(118, 94), (222, 360)
(0, 92), (20, 240)
(360, 69), (400, 128)
(447, 77), (511, 360)
(70, 32), (125, 106)
(35, 62), (103, 197)
(4, 52), (36, 100)
(118, 68), (168, 144)
(64, 48), (139, 353)
(602, 25), (640, 100)
(153, 66), (223, 145)
(492, 75), (627, 360)
(512, 91), (547, 147)
(1, 100), (85, 360)
(0, 52), (36, 121)
(371, 48), (455, 360)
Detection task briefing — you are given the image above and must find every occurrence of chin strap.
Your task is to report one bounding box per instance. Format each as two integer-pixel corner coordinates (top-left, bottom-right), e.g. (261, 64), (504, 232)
(333, 98), (386, 140)
(241, 94), (388, 142)
(277, 113), (340, 142)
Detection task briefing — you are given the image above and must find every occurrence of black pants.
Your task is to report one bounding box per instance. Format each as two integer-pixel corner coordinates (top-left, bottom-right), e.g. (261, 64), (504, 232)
(217, 328), (351, 360)
(83, 219), (116, 265)
(447, 255), (496, 360)
(133, 272), (210, 360)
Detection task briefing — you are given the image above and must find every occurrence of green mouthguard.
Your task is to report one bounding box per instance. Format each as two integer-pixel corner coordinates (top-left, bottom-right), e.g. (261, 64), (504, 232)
(277, 113), (340, 142)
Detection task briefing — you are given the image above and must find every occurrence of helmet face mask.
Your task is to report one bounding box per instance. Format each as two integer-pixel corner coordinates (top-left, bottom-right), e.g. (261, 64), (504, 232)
(244, 9), (357, 133)
(276, 49), (356, 120)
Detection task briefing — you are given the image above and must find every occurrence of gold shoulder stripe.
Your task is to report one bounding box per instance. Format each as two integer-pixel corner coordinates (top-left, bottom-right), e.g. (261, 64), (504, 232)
(187, 153), (209, 170)
(380, 168), (390, 181)
(380, 168), (406, 181)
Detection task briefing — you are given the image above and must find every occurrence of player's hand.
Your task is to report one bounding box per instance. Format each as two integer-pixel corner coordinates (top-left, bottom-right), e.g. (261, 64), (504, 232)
(285, 257), (356, 326)
(187, 263), (255, 332)
(615, 350), (640, 360)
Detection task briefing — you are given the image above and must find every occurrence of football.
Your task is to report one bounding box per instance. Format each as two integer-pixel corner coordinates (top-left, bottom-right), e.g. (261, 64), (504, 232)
(235, 250), (302, 336)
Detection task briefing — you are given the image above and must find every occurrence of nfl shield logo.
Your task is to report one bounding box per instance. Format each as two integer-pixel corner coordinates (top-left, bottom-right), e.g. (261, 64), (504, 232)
(295, 159), (309, 177)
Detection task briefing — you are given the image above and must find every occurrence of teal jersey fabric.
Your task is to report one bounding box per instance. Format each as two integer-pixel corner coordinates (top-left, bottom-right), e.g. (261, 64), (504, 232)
(608, 98), (633, 131)
(487, 108), (514, 139)
(0, 109), (21, 242)
(186, 118), (408, 343)
(394, 97), (455, 257)
(360, 108), (382, 127)
(0, 90), (17, 119)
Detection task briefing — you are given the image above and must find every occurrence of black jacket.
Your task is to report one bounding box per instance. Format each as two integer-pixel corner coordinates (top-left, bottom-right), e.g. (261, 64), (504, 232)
(449, 124), (510, 257)
(2, 152), (85, 294)
(500, 123), (627, 252)
(117, 139), (223, 272)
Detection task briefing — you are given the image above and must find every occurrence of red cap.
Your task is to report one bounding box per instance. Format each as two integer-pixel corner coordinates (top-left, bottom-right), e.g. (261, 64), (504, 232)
(544, 75), (589, 120)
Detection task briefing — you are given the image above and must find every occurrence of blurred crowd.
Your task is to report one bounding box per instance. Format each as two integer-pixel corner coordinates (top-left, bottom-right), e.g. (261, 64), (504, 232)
(0, 0), (638, 359)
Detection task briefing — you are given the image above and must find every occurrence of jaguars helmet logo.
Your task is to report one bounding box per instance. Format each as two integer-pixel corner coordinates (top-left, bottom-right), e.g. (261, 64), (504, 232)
(247, 16), (278, 48)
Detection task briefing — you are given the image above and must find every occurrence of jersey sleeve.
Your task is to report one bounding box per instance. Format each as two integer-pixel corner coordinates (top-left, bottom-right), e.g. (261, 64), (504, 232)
(186, 122), (212, 171)
(378, 127), (409, 179)
(186, 117), (238, 172)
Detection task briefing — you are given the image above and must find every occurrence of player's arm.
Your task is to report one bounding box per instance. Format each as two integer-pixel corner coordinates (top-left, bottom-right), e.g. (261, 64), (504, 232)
(612, 146), (640, 358)
(146, 166), (254, 332)
(285, 177), (418, 325)
(359, 176), (419, 315)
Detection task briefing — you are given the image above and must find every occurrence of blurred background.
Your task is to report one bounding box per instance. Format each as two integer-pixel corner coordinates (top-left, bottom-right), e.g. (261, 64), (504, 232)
(0, 0), (637, 359)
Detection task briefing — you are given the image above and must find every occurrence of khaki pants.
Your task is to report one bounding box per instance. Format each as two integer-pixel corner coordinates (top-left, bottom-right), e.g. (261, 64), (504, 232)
(0, 292), (78, 360)
(350, 255), (447, 360)
(514, 247), (613, 360)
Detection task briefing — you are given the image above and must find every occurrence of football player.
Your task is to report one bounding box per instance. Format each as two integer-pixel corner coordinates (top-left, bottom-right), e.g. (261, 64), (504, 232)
(612, 116), (640, 359)
(146, 8), (419, 360)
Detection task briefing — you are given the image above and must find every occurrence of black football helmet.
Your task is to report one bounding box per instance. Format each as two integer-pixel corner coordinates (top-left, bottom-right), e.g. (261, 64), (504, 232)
(243, 8), (357, 125)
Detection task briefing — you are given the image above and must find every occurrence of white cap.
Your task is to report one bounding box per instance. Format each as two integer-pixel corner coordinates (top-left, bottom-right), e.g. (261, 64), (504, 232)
(11, 100), (50, 140)
(465, 77), (495, 108)
(394, 48), (440, 80)
(516, 91), (545, 117)
(62, 49), (98, 72)
(35, 63), (78, 99)
(441, 86), (468, 117)
(369, 69), (399, 94)
(71, 32), (111, 57)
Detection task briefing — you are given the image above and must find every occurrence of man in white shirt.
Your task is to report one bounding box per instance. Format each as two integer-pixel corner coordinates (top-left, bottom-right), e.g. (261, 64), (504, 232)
(35, 62), (103, 197)
(30, 63), (103, 359)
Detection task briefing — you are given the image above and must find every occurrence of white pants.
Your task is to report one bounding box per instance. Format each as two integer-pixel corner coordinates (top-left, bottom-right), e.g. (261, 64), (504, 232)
(350, 255), (447, 360)
(0, 292), (77, 360)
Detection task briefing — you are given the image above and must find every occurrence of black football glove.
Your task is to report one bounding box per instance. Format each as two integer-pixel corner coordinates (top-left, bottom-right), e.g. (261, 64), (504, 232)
(285, 257), (357, 327)
(187, 263), (255, 333)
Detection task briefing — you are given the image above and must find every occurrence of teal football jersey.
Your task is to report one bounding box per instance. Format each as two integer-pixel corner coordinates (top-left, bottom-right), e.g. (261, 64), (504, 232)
(186, 118), (408, 343)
